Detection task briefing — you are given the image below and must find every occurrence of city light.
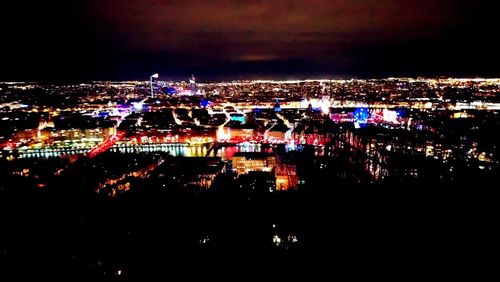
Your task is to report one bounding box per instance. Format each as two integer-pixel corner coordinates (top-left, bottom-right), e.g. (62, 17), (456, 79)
(132, 102), (144, 110)
(3, 0), (498, 276)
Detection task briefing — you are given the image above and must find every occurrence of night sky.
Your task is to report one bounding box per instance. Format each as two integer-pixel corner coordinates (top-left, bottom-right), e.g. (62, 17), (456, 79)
(1, 0), (498, 81)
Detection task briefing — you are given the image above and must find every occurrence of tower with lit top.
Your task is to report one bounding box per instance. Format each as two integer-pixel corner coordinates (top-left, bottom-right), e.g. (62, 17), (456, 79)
(189, 75), (196, 95)
(150, 73), (159, 98)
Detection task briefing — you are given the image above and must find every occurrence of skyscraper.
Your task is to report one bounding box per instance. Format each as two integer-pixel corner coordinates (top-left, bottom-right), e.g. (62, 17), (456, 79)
(150, 73), (159, 98)
(189, 75), (196, 95)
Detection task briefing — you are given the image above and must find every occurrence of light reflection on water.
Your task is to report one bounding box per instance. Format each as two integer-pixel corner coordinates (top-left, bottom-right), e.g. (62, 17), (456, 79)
(110, 144), (272, 160)
(6, 143), (324, 160)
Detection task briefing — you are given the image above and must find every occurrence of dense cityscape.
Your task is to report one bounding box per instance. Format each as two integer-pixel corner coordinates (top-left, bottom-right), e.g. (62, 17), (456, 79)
(1, 77), (499, 278)
(2, 0), (499, 280)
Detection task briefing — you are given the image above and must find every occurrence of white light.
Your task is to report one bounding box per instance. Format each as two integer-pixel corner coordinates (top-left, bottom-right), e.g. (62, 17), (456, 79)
(382, 109), (398, 123)
(273, 235), (282, 245)
(150, 73), (159, 79)
(132, 102), (144, 110)
(321, 103), (330, 115)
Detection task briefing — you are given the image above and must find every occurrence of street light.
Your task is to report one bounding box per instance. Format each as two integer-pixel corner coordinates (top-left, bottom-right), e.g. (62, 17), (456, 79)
(150, 73), (159, 98)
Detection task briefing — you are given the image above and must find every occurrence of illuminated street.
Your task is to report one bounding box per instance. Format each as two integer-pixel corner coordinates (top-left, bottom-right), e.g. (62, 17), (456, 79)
(1, 0), (499, 280)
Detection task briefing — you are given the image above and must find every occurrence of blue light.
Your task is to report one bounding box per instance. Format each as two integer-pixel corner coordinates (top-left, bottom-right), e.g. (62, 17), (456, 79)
(274, 99), (281, 112)
(166, 87), (177, 94)
(200, 99), (210, 108)
(230, 114), (246, 123)
(354, 107), (369, 124)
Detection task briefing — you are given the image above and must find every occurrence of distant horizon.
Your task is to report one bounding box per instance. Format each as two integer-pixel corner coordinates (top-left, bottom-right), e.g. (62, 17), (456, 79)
(3, 75), (500, 84)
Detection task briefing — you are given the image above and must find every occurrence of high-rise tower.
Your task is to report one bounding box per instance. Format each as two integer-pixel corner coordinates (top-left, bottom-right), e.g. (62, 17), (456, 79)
(150, 73), (159, 98)
(189, 75), (196, 95)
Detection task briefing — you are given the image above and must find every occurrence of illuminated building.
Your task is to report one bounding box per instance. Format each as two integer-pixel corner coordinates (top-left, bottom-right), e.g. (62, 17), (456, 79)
(224, 122), (256, 141)
(275, 164), (299, 190)
(452, 112), (472, 119)
(330, 111), (354, 122)
(189, 75), (196, 95)
(41, 127), (116, 143)
(232, 152), (276, 175)
(265, 123), (290, 142)
(38, 115), (54, 130)
(150, 73), (159, 98)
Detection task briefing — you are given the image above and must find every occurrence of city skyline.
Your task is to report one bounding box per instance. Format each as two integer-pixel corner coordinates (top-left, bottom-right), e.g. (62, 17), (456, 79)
(1, 1), (497, 279)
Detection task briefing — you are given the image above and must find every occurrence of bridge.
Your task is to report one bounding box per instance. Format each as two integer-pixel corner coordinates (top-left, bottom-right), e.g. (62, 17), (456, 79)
(88, 131), (125, 158)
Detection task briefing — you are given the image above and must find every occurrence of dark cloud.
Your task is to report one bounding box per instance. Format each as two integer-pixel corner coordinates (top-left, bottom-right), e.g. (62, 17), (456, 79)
(1, 0), (498, 80)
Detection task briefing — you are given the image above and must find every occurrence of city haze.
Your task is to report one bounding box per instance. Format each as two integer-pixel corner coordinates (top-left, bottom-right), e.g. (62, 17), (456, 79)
(1, 0), (499, 81)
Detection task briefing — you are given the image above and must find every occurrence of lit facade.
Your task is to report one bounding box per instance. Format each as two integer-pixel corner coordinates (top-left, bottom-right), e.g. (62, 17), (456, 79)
(275, 164), (299, 190)
(232, 152), (276, 175)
